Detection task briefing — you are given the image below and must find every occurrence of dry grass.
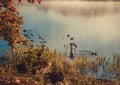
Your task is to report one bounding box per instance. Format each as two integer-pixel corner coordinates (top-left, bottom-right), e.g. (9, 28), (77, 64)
(0, 46), (120, 85)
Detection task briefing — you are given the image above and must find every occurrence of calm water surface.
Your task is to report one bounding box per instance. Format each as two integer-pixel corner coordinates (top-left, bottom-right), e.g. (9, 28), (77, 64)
(0, 1), (120, 57)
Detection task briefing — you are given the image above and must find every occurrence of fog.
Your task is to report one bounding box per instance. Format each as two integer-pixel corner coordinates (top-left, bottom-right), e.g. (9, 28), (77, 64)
(36, 1), (120, 17)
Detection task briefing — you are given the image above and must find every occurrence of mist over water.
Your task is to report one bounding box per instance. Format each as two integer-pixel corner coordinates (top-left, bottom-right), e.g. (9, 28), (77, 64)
(19, 1), (120, 56)
(1, 1), (120, 57)
(37, 1), (120, 17)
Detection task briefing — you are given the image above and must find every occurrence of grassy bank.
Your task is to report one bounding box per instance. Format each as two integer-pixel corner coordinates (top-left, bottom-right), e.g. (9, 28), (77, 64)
(0, 46), (120, 85)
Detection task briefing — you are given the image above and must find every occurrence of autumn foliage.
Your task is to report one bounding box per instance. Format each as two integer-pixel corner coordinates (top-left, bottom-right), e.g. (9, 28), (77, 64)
(0, 0), (42, 49)
(18, 0), (42, 5)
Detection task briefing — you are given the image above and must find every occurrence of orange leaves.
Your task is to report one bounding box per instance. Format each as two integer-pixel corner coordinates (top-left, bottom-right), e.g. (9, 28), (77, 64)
(0, 0), (29, 48)
(18, 0), (42, 5)
(0, 0), (42, 49)
(28, 0), (31, 3)
(18, 0), (23, 5)
(15, 79), (21, 84)
(31, 0), (35, 4)
(37, 0), (42, 4)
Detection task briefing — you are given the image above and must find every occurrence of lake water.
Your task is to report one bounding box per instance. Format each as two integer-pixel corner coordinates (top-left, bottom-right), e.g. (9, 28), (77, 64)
(0, 1), (120, 57)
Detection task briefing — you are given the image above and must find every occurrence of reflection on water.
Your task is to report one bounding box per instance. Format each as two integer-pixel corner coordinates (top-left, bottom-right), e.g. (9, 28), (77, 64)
(0, 1), (120, 57)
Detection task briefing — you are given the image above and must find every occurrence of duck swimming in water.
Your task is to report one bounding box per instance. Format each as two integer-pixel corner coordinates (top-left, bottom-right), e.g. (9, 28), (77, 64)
(69, 43), (97, 59)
